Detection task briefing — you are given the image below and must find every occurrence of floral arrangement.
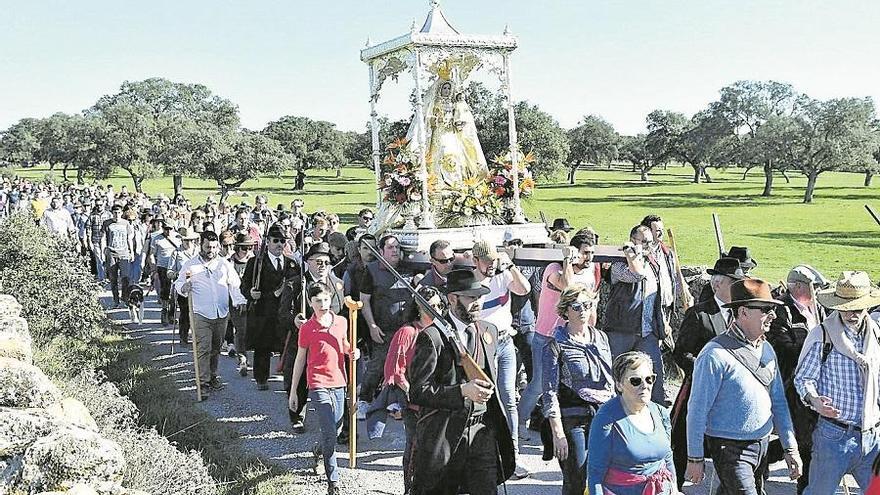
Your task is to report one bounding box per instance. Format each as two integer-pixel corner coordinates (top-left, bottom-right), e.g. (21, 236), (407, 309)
(435, 176), (504, 227)
(379, 137), (423, 205)
(488, 150), (537, 199)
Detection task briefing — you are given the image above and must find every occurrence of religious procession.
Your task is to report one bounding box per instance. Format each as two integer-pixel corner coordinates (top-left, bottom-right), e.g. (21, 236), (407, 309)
(2, 2), (880, 495)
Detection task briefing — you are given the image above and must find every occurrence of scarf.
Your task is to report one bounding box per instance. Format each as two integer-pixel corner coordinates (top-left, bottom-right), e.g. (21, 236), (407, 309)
(603, 466), (674, 495)
(798, 311), (880, 429)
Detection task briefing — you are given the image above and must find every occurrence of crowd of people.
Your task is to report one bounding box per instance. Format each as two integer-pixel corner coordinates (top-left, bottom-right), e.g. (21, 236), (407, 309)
(5, 174), (880, 495)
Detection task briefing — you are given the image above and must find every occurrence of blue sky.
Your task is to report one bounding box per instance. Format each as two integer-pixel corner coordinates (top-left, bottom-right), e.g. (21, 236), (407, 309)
(1, 0), (878, 135)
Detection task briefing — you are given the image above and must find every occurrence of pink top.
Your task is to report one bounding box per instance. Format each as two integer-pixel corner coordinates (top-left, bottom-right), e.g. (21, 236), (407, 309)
(298, 314), (351, 389)
(383, 321), (424, 390)
(536, 262), (601, 337)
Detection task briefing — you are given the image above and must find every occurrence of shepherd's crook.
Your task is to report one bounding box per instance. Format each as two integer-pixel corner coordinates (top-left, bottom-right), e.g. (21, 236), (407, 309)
(866, 204), (880, 227)
(344, 296), (363, 468)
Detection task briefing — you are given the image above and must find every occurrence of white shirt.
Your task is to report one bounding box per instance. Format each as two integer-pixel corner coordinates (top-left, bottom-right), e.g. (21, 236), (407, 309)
(174, 255), (247, 319)
(714, 295), (732, 328)
(268, 252), (283, 271)
(479, 269), (515, 332)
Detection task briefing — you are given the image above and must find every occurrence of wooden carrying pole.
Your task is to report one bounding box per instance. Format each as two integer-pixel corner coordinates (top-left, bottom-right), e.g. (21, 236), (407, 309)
(711, 213), (725, 259)
(666, 229), (692, 311)
(186, 271), (203, 402)
(867, 204), (880, 227)
(344, 296), (363, 468)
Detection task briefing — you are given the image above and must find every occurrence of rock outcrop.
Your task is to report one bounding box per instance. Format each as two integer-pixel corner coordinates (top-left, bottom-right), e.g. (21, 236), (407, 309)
(0, 295), (139, 495)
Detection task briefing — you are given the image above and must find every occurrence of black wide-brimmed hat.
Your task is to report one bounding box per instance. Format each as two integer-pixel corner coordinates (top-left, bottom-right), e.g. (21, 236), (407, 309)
(725, 246), (758, 270)
(723, 279), (784, 308)
(706, 257), (746, 280)
(443, 269), (490, 297)
(304, 242), (332, 261)
(266, 223), (290, 240)
(551, 218), (574, 232)
(233, 233), (256, 247)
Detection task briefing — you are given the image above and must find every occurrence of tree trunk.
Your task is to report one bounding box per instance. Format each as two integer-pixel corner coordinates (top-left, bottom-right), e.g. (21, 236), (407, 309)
(761, 161), (774, 197)
(692, 165), (702, 184)
(294, 169), (306, 191)
(631, 162), (637, 173)
(61, 163), (70, 182)
(640, 168), (649, 182)
(781, 170), (791, 183)
(76, 166), (84, 185)
(219, 183), (230, 204)
(741, 166), (752, 180)
(663, 162), (668, 170)
(803, 171), (819, 203)
(132, 176), (144, 194)
(865, 171), (874, 187)
(335, 166), (342, 178)
(173, 175), (183, 197)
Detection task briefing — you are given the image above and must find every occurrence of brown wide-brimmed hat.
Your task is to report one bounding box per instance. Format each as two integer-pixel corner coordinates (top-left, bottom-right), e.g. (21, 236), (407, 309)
(817, 271), (880, 311)
(723, 278), (784, 309)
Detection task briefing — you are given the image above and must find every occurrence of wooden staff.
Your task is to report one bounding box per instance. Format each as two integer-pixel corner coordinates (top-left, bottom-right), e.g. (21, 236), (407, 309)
(867, 204), (880, 227)
(344, 296), (363, 468)
(666, 228), (692, 311)
(185, 270), (203, 402)
(711, 213), (725, 259)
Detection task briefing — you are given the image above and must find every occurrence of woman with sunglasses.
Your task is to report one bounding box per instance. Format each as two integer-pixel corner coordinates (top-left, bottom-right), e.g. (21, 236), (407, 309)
(587, 351), (676, 495)
(541, 284), (614, 495)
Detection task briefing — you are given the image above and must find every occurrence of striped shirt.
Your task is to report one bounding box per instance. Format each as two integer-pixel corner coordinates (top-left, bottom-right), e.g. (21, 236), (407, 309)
(795, 325), (866, 426)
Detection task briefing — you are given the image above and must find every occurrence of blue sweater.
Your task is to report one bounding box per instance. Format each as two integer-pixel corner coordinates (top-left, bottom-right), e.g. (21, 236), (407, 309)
(686, 337), (796, 458)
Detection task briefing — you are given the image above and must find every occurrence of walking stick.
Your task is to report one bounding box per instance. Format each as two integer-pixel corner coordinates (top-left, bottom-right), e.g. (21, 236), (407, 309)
(666, 228), (692, 311)
(867, 204), (880, 227)
(711, 213), (725, 259)
(344, 296), (363, 468)
(186, 271), (203, 402)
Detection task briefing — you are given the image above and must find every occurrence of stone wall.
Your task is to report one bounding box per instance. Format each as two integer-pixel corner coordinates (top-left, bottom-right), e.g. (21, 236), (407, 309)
(0, 294), (146, 495)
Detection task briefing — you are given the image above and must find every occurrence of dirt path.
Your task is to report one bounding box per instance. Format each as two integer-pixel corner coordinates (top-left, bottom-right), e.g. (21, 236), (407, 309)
(104, 291), (830, 495)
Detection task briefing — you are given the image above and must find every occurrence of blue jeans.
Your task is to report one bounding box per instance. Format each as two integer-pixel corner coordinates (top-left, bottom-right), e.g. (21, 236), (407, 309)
(107, 255), (131, 304)
(309, 387), (346, 484)
(495, 335), (519, 453)
(804, 419), (880, 494)
(706, 435), (769, 495)
(606, 331), (667, 405)
(519, 332), (552, 423)
(559, 415), (591, 495)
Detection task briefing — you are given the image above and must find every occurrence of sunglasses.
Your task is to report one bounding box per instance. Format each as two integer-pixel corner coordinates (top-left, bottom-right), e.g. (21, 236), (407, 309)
(222, 244), (234, 249)
(311, 259), (330, 266)
(269, 238), (285, 244)
(361, 216), (373, 221)
(237, 245), (253, 251)
(432, 256), (455, 264)
(745, 305), (776, 315)
(569, 301), (595, 312)
(628, 375), (656, 387)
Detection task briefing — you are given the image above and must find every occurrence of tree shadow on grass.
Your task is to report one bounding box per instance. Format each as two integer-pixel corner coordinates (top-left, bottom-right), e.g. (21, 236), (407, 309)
(753, 231), (880, 249)
(546, 193), (803, 209)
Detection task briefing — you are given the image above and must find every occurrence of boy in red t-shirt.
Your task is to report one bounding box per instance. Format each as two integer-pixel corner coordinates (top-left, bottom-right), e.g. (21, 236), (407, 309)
(289, 281), (358, 495)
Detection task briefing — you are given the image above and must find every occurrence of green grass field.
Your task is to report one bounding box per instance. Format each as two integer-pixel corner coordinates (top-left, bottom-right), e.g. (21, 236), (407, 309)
(16, 164), (880, 282)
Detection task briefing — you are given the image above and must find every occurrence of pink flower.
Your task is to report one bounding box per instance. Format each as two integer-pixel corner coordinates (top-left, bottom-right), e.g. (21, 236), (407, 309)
(399, 177), (411, 187)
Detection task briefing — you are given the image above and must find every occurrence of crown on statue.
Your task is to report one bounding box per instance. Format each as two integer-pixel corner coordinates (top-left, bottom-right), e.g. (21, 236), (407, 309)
(435, 60), (454, 81)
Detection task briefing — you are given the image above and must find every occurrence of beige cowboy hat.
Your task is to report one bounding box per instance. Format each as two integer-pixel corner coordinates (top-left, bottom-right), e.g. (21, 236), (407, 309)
(817, 271), (880, 311)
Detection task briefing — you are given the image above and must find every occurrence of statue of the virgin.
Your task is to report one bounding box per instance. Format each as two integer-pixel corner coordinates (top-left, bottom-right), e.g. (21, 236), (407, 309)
(406, 72), (488, 187)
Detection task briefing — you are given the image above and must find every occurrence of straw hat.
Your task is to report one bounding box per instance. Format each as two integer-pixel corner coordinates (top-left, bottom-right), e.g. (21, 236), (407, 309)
(816, 271), (880, 311)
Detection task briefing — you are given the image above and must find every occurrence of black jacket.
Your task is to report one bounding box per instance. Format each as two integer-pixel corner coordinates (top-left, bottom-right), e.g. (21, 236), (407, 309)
(406, 319), (515, 490)
(672, 298), (729, 377)
(241, 253), (294, 351)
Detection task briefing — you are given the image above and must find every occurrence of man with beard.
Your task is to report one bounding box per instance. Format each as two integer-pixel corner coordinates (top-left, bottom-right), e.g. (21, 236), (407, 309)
(794, 271), (880, 493)
(407, 269), (515, 494)
(242, 223), (294, 390)
(279, 242), (345, 432)
(150, 221), (180, 325)
(174, 231), (247, 399)
(686, 279), (801, 493)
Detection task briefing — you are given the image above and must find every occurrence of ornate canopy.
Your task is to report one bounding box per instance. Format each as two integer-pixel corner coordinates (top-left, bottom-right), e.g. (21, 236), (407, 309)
(362, 0), (526, 230)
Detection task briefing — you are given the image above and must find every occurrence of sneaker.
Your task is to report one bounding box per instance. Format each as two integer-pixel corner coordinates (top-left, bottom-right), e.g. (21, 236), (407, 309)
(511, 463), (530, 480)
(327, 481), (340, 495)
(238, 358), (248, 377)
(292, 418), (305, 434)
(356, 400), (369, 421)
(220, 341), (228, 353)
(227, 344), (236, 357)
(209, 377), (225, 390)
